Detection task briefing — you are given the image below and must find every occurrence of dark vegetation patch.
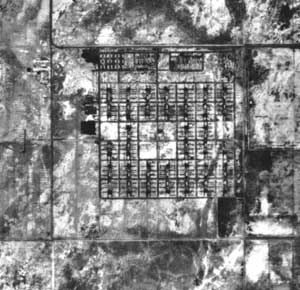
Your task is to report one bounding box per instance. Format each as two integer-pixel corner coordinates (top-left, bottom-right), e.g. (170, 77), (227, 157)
(126, 225), (149, 239)
(245, 150), (272, 211)
(81, 49), (100, 66)
(42, 145), (52, 169)
(218, 198), (241, 237)
(248, 150), (272, 172)
(278, 2), (296, 30)
(0, 49), (23, 83)
(81, 1), (120, 27)
(42, 144), (61, 169)
(246, 50), (270, 86)
(59, 263), (95, 290)
(268, 0), (296, 30)
(244, 278), (270, 290)
(52, 63), (66, 94)
(101, 241), (147, 257)
(38, 20), (50, 41)
(123, 0), (169, 11)
(120, 26), (136, 40)
(24, 0), (42, 22)
(225, 0), (246, 26)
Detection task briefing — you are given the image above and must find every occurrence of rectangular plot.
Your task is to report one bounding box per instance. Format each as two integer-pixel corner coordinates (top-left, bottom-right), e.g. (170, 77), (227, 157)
(246, 149), (297, 237)
(54, 240), (243, 290)
(0, 142), (51, 239)
(245, 240), (295, 290)
(53, 140), (99, 194)
(247, 48), (295, 149)
(0, 242), (52, 289)
(97, 49), (237, 199)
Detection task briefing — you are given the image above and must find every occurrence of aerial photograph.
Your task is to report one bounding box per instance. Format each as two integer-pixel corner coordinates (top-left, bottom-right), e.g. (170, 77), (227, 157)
(0, 0), (300, 289)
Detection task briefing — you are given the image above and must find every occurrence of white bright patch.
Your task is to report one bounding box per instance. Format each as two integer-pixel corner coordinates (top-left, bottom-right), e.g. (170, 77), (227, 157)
(249, 219), (294, 236)
(216, 121), (234, 139)
(55, 147), (75, 184)
(0, 103), (6, 114)
(85, 115), (95, 121)
(140, 122), (156, 140)
(54, 194), (75, 236)
(207, 203), (215, 227)
(111, 200), (124, 212)
(259, 195), (271, 216)
(246, 242), (269, 283)
(63, 66), (94, 96)
(159, 142), (176, 159)
(101, 123), (118, 140)
(135, 26), (159, 43)
(37, 0), (49, 28)
(62, 101), (76, 119)
(96, 26), (117, 45)
(195, 199), (210, 210)
(52, 0), (73, 21)
(157, 201), (196, 235)
(171, 213), (195, 235)
(160, 122), (176, 140)
(158, 200), (176, 215)
(39, 190), (49, 204)
(159, 25), (182, 44)
(140, 142), (157, 159)
(222, 242), (243, 272)
(101, 216), (112, 227)
(199, 0), (231, 37)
